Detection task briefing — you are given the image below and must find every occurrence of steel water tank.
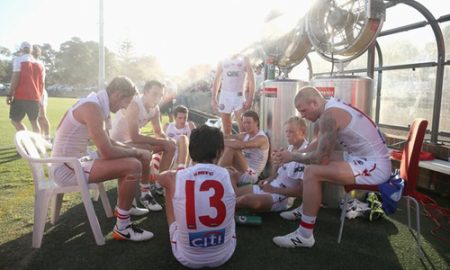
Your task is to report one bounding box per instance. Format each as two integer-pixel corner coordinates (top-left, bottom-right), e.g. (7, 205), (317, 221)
(311, 75), (374, 208)
(312, 75), (373, 116)
(260, 79), (308, 150)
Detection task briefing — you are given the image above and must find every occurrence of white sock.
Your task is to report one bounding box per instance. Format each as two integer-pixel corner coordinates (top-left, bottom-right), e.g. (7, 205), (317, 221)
(298, 214), (316, 238)
(115, 207), (131, 230)
(140, 183), (151, 198)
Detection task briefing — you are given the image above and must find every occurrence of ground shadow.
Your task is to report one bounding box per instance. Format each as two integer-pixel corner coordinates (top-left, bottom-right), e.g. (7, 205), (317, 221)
(0, 147), (20, 165)
(0, 190), (447, 270)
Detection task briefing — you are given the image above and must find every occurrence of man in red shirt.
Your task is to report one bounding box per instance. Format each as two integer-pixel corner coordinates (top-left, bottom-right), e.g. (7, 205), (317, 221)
(6, 41), (44, 133)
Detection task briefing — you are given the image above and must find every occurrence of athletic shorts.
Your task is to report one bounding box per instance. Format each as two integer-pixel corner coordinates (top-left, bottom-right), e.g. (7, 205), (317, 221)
(51, 155), (95, 186)
(169, 222), (236, 269)
(218, 91), (245, 114)
(9, 99), (40, 122)
(344, 153), (392, 185)
(238, 168), (259, 186)
(252, 185), (289, 212)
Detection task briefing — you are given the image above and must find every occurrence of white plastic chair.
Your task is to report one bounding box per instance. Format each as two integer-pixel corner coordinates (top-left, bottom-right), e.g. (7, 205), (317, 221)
(14, 130), (113, 248)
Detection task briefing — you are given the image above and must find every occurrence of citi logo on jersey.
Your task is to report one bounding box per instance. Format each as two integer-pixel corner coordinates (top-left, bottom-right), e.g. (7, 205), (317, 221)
(188, 229), (225, 248)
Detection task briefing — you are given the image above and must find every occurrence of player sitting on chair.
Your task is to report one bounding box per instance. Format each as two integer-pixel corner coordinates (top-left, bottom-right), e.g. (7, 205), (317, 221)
(110, 80), (176, 211)
(51, 76), (153, 241)
(236, 116), (308, 212)
(157, 125), (238, 268)
(219, 110), (269, 186)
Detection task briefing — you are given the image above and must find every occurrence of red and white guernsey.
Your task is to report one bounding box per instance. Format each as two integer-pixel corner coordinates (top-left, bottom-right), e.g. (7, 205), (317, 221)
(221, 55), (247, 94)
(110, 95), (159, 142)
(325, 98), (391, 184)
(165, 122), (191, 141)
(325, 98), (389, 159)
(173, 163), (236, 264)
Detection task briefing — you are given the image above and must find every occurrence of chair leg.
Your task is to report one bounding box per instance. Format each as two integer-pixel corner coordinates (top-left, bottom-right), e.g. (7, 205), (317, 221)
(337, 193), (350, 243)
(97, 183), (113, 218)
(91, 189), (100, 202)
(79, 187), (105, 246)
(50, 193), (64, 225)
(405, 196), (423, 257)
(32, 191), (51, 248)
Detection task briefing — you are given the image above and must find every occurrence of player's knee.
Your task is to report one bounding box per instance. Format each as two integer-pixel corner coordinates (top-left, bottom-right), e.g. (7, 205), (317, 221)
(303, 165), (320, 180)
(165, 140), (177, 153)
(126, 158), (143, 175)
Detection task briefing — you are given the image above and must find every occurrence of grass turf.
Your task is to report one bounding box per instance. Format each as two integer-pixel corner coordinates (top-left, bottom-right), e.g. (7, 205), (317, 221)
(0, 97), (448, 270)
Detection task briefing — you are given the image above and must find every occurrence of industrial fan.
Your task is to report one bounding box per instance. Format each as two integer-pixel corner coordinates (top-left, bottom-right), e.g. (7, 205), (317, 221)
(262, 9), (312, 77)
(306, 0), (385, 62)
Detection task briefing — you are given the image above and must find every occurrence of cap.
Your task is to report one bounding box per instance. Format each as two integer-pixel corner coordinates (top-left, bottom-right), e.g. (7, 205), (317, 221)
(20, 41), (31, 50)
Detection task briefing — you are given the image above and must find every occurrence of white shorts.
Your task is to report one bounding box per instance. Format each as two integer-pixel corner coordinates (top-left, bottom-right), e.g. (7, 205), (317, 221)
(218, 91), (245, 114)
(344, 153), (392, 185)
(252, 185), (289, 212)
(52, 155), (95, 186)
(169, 222), (236, 269)
(238, 168), (259, 186)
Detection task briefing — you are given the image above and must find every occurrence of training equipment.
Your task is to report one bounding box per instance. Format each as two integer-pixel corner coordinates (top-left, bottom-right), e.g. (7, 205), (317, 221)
(235, 215), (262, 226)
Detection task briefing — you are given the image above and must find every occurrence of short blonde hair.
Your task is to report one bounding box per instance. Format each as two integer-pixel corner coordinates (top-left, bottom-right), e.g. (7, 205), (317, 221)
(284, 116), (307, 133)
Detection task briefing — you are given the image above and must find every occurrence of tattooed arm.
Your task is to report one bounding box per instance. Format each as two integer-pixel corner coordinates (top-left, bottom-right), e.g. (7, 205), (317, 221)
(290, 110), (338, 165)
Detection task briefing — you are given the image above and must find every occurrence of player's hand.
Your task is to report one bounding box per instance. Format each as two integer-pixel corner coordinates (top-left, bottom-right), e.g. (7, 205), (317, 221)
(6, 95), (13, 105)
(272, 148), (292, 166)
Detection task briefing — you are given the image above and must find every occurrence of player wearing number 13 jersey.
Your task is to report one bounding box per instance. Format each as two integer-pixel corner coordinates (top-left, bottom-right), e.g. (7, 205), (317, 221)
(158, 125), (237, 268)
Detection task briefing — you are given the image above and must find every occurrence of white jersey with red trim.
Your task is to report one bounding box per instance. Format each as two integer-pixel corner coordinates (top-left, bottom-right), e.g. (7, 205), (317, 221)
(220, 55), (247, 94)
(51, 90), (110, 159)
(324, 98), (389, 159)
(173, 163), (236, 264)
(110, 95), (159, 142)
(242, 130), (269, 176)
(165, 122), (191, 141)
(271, 140), (309, 188)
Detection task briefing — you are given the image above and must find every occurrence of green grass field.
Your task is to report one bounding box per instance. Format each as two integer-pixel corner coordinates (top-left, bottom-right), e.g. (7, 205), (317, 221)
(0, 97), (448, 270)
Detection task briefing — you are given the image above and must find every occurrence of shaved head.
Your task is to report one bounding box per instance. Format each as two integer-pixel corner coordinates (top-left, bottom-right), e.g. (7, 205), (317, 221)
(295, 86), (324, 105)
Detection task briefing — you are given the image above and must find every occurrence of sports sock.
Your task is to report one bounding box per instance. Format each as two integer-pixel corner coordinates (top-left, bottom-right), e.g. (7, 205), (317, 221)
(151, 153), (162, 174)
(140, 183), (151, 198)
(298, 214), (316, 238)
(115, 207), (131, 230)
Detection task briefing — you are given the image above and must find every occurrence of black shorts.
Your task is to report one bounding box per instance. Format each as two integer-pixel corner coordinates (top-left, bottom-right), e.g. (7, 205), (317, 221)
(9, 99), (40, 122)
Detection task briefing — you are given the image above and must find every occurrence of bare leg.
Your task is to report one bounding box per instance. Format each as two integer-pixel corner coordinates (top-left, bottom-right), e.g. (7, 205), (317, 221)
(38, 106), (50, 138)
(234, 109), (244, 133)
(30, 119), (41, 134)
(157, 172), (176, 225)
(236, 192), (273, 212)
(221, 113), (232, 135)
(11, 120), (26, 131)
(89, 157), (142, 211)
(219, 147), (249, 173)
(176, 135), (189, 166)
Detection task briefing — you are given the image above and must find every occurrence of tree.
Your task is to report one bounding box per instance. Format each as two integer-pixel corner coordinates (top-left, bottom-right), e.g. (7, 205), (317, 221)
(55, 37), (98, 86)
(0, 46), (12, 83)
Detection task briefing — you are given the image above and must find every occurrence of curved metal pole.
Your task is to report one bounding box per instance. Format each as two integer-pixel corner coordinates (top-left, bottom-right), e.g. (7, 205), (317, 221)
(375, 41), (383, 124)
(398, 0), (446, 143)
(305, 55), (313, 81)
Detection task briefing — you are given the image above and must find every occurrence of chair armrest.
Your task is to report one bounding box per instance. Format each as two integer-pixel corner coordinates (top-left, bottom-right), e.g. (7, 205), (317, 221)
(26, 156), (80, 165)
